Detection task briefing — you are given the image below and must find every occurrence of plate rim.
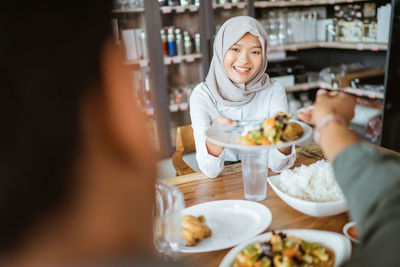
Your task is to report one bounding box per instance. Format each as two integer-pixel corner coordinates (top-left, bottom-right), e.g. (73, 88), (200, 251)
(343, 221), (360, 243)
(219, 229), (352, 267)
(205, 120), (313, 151)
(180, 199), (272, 253)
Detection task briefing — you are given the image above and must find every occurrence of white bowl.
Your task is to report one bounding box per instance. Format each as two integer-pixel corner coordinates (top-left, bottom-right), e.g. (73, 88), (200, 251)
(219, 229), (352, 267)
(343, 221), (360, 243)
(268, 175), (348, 217)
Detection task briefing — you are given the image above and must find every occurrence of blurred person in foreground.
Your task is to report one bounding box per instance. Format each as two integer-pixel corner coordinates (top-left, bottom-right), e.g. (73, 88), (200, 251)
(298, 90), (400, 266)
(0, 1), (173, 266)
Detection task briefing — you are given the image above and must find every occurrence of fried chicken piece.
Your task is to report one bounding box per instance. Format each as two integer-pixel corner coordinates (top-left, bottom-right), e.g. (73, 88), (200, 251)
(182, 215), (212, 246)
(282, 122), (303, 141)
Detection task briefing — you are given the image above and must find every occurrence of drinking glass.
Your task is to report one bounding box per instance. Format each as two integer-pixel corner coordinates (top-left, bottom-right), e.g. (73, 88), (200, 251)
(154, 180), (185, 257)
(240, 150), (269, 201)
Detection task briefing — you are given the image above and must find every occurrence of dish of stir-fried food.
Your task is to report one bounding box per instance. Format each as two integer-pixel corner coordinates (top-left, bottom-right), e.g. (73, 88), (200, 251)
(238, 114), (303, 146)
(232, 232), (335, 267)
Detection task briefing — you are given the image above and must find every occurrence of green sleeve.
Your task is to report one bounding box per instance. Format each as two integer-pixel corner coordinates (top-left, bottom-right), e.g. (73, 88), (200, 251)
(333, 143), (400, 266)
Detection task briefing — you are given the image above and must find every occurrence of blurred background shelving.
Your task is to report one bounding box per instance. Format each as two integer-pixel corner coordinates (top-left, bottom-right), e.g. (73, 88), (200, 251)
(112, 0), (393, 157)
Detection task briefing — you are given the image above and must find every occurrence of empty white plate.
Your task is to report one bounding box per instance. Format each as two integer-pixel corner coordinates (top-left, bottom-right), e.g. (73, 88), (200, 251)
(219, 229), (351, 267)
(180, 200), (272, 253)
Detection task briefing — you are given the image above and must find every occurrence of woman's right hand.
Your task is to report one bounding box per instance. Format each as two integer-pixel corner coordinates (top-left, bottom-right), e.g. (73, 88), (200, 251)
(212, 116), (237, 126)
(206, 116), (236, 157)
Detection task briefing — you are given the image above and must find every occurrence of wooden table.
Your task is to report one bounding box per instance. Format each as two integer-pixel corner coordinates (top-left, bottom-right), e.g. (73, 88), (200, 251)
(166, 143), (350, 267)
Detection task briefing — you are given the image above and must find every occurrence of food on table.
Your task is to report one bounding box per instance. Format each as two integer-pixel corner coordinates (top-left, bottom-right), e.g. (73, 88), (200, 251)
(232, 232), (335, 267)
(238, 113), (303, 146)
(182, 215), (212, 246)
(275, 160), (344, 202)
(348, 225), (359, 240)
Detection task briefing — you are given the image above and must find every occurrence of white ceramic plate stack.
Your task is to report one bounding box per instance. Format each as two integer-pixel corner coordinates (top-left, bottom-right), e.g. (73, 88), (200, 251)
(180, 200), (272, 253)
(219, 229), (352, 267)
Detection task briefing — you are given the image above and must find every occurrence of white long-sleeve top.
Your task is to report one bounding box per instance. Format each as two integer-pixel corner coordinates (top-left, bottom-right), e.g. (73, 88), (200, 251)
(189, 80), (296, 178)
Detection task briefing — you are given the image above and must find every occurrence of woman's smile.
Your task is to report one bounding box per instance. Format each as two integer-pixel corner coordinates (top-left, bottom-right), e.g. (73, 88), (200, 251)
(233, 66), (251, 74)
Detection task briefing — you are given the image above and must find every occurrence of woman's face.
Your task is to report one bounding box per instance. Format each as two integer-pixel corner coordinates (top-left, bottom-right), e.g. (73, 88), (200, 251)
(223, 32), (263, 84)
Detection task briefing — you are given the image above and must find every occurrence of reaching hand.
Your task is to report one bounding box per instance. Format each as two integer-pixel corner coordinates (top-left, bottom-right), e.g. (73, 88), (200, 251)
(312, 89), (356, 126)
(296, 89), (356, 127)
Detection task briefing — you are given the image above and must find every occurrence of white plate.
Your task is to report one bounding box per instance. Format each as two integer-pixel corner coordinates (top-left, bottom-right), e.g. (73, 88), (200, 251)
(219, 229), (352, 267)
(343, 221), (360, 243)
(205, 119), (312, 151)
(180, 200), (272, 253)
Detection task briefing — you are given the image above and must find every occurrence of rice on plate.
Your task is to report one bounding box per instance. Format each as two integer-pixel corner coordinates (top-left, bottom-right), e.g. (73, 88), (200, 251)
(276, 160), (344, 202)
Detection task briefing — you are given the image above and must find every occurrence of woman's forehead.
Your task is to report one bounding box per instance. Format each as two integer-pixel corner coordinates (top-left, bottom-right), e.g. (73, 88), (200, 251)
(234, 33), (262, 46)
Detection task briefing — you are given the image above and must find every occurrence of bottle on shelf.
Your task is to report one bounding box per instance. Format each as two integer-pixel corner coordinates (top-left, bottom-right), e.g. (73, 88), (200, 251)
(194, 33), (201, 54)
(140, 30), (148, 59)
(167, 27), (177, 57)
(160, 29), (169, 56)
(143, 67), (154, 116)
(175, 28), (185, 56)
(183, 31), (193, 55)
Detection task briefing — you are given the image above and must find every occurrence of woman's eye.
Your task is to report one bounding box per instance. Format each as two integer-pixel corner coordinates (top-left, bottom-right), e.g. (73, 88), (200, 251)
(231, 47), (239, 52)
(252, 50), (261, 55)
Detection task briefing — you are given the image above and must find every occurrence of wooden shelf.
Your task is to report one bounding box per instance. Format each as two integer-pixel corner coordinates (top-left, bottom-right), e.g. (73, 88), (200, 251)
(286, 81), (384, 99)
(163, 53), (202, 65)
(285, 82), (321, 93)
(112, 5), (199, 14)
(160, 5), (199, 13)
(111, 7), (144, 13)
(268, 41), (387, 52)
(255, 0), (370, 8)
(318, 42), (387, 51)
(213, 2), (247, 9)
(125, 53), (202, 66)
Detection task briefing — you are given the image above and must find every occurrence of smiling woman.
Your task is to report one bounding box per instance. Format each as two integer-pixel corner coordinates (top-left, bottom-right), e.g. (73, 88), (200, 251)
(190, 16), (296, 178)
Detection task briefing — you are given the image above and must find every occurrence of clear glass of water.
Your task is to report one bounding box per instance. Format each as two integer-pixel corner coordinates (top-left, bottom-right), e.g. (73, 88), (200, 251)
(240, 150), (269, 201)
(154, 180), (185, 258)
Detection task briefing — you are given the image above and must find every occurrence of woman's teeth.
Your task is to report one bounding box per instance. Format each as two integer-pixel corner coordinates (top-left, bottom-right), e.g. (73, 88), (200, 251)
(234, 66), (250, 73)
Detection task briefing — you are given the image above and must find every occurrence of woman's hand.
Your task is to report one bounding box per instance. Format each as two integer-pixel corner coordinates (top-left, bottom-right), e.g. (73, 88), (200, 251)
(206, 116), (236, 157)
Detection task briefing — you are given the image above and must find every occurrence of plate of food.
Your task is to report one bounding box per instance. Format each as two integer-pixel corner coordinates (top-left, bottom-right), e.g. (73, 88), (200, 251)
(180, 200), (272, 253)
(219, 229), (352, 267)
(205, 113), (312, 151)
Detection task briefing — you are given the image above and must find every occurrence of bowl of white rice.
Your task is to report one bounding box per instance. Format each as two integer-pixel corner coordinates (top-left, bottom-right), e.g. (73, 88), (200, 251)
(267, 160), (348, 217)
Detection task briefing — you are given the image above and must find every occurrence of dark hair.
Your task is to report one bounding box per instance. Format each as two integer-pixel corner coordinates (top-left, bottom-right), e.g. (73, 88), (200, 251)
(0, 1), (112, 250)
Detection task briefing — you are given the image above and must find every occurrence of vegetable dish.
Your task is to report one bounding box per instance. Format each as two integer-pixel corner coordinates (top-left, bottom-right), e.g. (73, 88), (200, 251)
(238, 114), (303, 146)
(232, 232), (335, 267)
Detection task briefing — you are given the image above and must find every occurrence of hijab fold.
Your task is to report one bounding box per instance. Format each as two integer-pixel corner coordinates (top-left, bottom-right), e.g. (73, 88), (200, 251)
(205, 16), (271, 107)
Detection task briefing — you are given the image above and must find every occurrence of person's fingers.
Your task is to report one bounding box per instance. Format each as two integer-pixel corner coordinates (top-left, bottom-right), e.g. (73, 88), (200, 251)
(328, 90), (341, 97)
(297, 110), (314, 125)
(213, 116), (236, 126)
(317, 89), (328, 96)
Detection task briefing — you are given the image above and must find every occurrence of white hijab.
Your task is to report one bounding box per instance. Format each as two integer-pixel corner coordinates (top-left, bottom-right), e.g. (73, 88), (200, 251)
(205, 16), (271, 107)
